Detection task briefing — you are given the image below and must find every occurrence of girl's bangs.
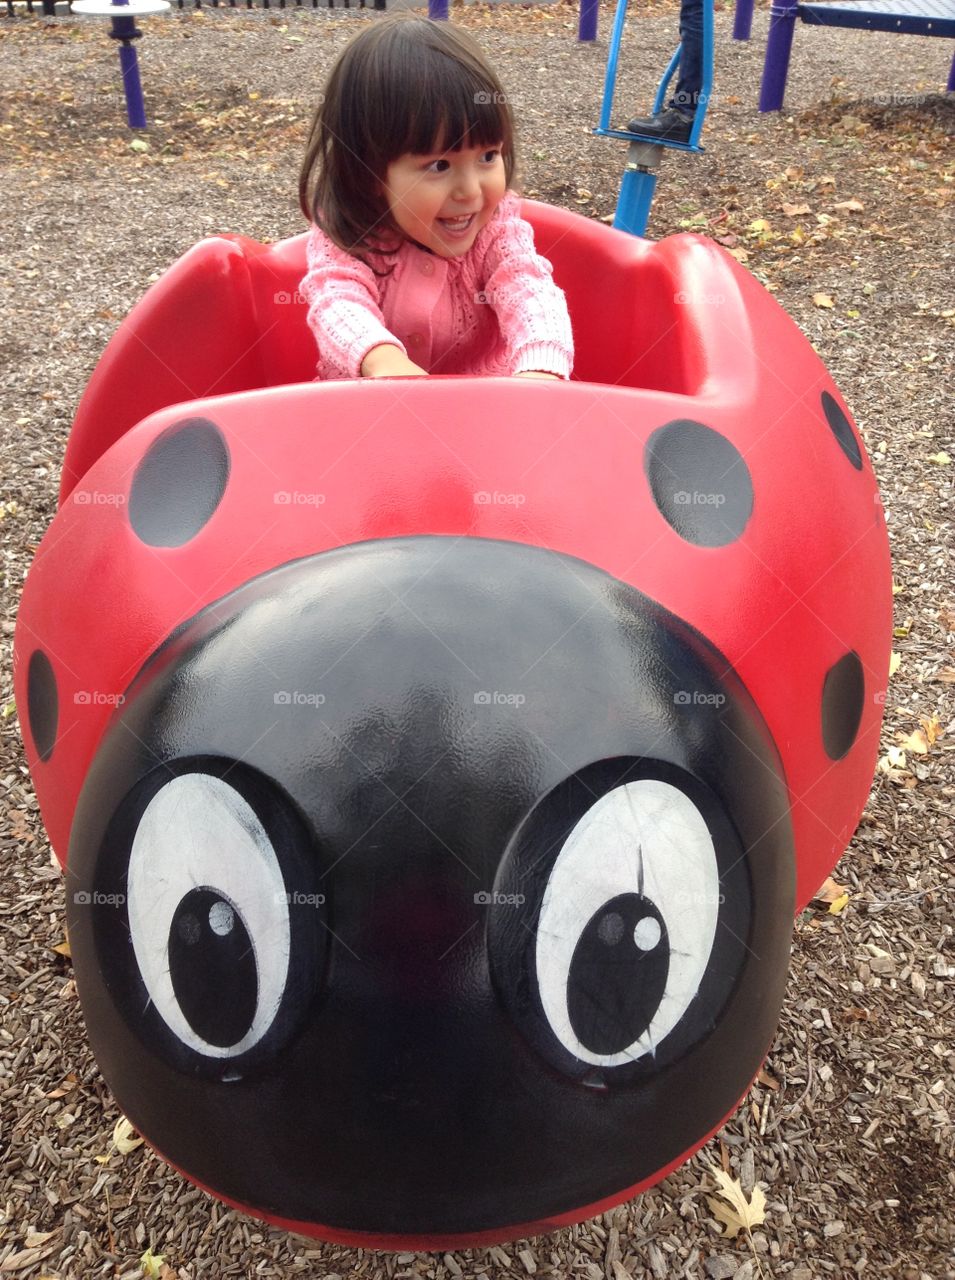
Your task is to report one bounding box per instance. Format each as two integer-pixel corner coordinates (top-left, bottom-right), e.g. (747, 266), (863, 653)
(390, 54), (509, 157)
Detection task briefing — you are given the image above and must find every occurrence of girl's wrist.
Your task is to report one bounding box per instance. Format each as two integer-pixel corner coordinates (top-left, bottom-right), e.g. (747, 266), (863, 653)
(360, 343), (425, 378)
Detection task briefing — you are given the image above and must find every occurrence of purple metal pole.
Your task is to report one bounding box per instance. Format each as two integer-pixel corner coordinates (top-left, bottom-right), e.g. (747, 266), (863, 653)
(107, 0), (148, 129)
(947, 48), (955, 92)
(116, 36), (147, 130)
(578, 0), (599, 43)
(759, 1), (799, 112)
(732, 0), (754, 41)
(428, 0), (449, 20)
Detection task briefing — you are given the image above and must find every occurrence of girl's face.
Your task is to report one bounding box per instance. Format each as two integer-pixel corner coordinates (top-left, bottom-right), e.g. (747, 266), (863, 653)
(381, 141), (507, 258)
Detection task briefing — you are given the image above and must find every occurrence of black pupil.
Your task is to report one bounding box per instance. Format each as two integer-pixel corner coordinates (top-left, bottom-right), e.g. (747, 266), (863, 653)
(169, 887), (258, 1048)
(567, 892), (669, 1055)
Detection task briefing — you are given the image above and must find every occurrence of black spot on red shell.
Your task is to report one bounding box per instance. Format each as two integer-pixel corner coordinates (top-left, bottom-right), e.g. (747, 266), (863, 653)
(129, 418), (230, 547)
(27, 650), (58, 762)
(821, 651), (865, 761)
(821, 392), (862, 470)
(645, 420), (753, 547)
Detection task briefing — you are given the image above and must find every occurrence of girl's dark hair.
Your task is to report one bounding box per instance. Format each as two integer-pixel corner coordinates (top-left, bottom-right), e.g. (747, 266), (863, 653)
(299, 15), (518, 272)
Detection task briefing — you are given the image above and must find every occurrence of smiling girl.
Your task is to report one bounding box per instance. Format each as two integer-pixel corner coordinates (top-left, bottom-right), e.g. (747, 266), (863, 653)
(298, 15), (574, 381)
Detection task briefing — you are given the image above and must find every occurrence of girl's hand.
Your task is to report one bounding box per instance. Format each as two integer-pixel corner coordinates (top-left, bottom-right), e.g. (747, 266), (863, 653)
(361, 344), (428, 378)
(514, 370), (562, 380)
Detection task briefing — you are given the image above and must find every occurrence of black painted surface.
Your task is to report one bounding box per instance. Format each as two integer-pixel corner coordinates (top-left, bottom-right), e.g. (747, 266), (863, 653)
(27, 649), (58, 762)
(645, 420), (754, 546)
(821, 391), (863, 470)
(66, 536), (795, 1236)
(821, 650), (865, 760)
(128, 417), (230, 547)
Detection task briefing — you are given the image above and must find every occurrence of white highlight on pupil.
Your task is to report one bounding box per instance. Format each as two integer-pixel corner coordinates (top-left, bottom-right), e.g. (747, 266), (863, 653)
(209, 900), (235, 936)
(633, 915), (662, 952)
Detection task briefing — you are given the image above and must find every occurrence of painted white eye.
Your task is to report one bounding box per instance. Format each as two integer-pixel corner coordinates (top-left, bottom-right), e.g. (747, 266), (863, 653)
(126, 774), (291, 1059)
(535, 779), (721, 1067)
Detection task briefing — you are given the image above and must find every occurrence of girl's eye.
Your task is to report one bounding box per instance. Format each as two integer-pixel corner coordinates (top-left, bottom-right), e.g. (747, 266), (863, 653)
(481, 149), (501, 164)
(426, 159), (451, 174)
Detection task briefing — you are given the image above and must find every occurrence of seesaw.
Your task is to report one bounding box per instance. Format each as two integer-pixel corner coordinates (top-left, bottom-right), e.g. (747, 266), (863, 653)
(14, 199), (891, 1248)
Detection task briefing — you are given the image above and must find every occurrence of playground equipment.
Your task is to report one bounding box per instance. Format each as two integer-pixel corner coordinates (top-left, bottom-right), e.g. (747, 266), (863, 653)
(732, 0), (955, 109)
(15, 198), (892, 1247)
(71, 0), (170, 129)
(594, 0), (714, 235)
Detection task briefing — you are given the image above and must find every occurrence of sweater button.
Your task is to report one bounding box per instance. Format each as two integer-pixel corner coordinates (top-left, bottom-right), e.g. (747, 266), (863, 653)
(419, 258), (435, 276)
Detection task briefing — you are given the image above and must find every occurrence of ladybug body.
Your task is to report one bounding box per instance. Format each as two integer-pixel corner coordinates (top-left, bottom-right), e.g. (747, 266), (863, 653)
(15, 202), (891, 1248)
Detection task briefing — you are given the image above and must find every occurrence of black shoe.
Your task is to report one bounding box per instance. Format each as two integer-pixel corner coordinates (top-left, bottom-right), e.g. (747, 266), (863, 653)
(625, 106), (695, 143)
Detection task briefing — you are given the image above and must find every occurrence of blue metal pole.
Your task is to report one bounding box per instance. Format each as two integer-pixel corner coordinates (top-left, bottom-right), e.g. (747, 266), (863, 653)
(597, 0), (630, 131)
(429, 0), (449, 19)
(613, 166), (657, 237)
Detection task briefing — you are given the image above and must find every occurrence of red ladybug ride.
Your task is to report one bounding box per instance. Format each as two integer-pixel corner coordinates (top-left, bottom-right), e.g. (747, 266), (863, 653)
(15, 202), (891, 1249)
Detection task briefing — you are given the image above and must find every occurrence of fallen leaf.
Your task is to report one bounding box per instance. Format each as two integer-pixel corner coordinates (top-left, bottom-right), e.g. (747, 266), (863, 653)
(706, 1167), (767, 1238)
(813, 293), (836, 309)
(782, 202), (811, 216)
(52, 940), (71, 960)
(919, 713), (943, 747)
(23, 1233), (56, 1249)
(813, 875), (848, 906)
(928, 451), (951, 465)
(834, 199), (864, 212)
(829, 893), (850, 915)
(140, 1249), (165, 1280)
(113, 1115), (144, 1156)
(757, 1066), (780, 1091)
(939, 667), (955, 684)
(889, 651), (901, 677)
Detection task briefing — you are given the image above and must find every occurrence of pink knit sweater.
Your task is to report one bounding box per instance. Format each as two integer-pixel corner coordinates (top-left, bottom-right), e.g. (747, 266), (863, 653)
(299, 191), (574, 381)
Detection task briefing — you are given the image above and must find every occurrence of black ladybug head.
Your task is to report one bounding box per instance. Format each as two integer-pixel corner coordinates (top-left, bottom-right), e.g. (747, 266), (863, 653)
(67, 536), (794, 1240)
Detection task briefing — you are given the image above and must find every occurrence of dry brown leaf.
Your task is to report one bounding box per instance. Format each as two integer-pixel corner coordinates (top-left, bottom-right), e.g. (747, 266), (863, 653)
(706, 1168), (767, 1238)
(782, 202), (811, 216)
(757, 1066), (780, 1091)
(834, 198), (865, 212)
(52, 939), (71, 960)
(813, 293), (836, 309)
(812, 876), (846, 905)
(939, 667), (955, 684)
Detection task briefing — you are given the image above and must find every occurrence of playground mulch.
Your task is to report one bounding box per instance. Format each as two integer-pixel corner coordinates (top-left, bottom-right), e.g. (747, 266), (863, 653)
(0, 1), (952, 1277)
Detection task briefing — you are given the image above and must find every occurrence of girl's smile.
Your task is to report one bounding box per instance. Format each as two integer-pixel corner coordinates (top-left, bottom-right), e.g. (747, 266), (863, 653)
(383, 143), (507, 258)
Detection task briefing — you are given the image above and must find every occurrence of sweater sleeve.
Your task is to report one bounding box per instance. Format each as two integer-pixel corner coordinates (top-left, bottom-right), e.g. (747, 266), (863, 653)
(479, 195), (575, 379)
(299, 227), (407, 379)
